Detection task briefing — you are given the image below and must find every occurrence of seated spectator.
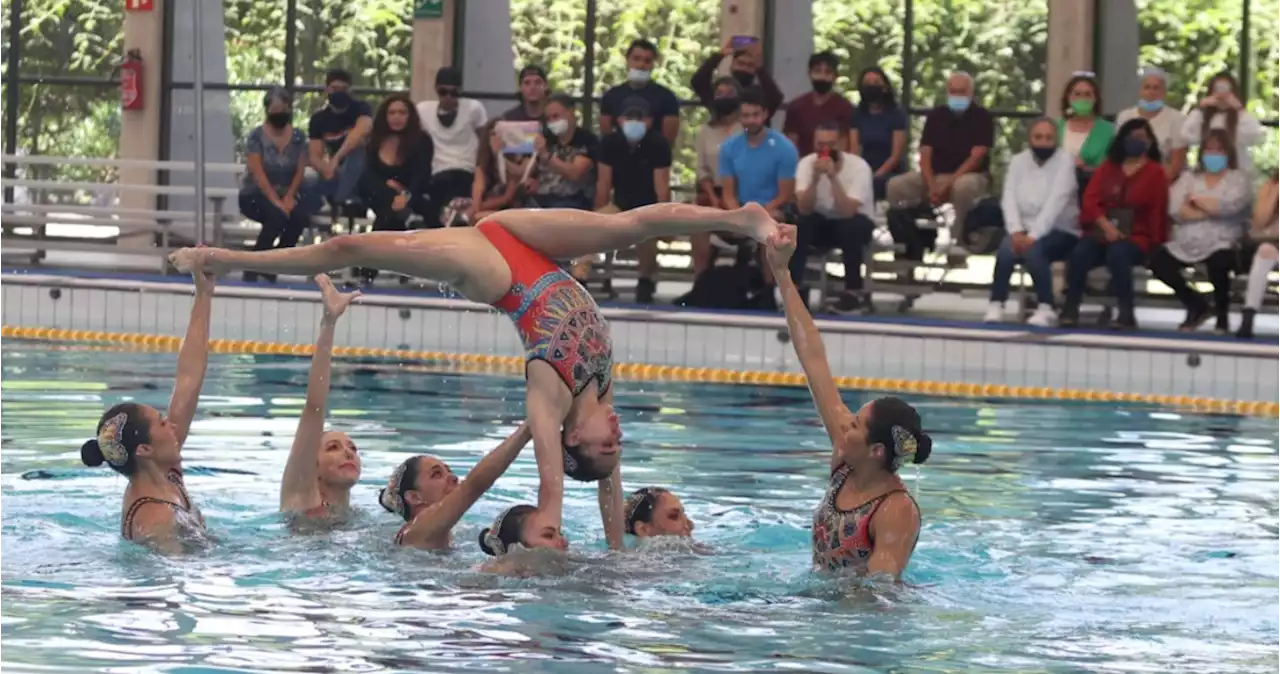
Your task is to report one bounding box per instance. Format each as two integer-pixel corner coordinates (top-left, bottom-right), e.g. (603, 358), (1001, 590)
(356, 93), (434, 281)
(532, 93), (598, 210)
(691, 37), (783, 120)
(849, 66), (907, 201)
(690, 76), (744, 274)
(984, 117), (1080, 327)
(1060, 118), (1170, 330)
(1182, 72), (1263, 175)
(783, 51), (854, 158)
(1238, 172), (1279, 339)
(1150, 130), (1251, 333)
(600, 38), (681, 145)
(1115, 67), (1187, 181)
(502, 65), (549, 122)
(596, 97), (672, 303)
(886, 71), (992, 259)
(239, 88), (318, 283)
(308, 69), (373, 207)
(719, 87), (800, 308)
(469, 121), (535, 222)
(1057, 73), (1115, 196)
(791, 122), (875, 313)
(418, 66), (487, 227)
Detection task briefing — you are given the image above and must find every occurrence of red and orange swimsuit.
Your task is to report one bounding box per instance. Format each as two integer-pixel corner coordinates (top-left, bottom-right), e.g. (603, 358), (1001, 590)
(477, 220), (613, 398)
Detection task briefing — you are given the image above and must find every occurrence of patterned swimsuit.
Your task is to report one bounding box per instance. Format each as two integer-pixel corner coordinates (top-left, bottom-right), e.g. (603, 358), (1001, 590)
(477, 220), (613, 397)
(812, 465), (916, 571)
(122, 470), (206, 542)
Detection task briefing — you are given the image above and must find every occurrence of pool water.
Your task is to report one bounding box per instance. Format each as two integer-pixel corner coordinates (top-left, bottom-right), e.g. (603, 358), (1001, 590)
(2, 341), (1277, 674)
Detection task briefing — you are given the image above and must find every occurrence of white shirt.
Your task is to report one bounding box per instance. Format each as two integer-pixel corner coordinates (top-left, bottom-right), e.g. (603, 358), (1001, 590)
(418, 98), (488, 175)
(1062, 128), (1088, 160)
(1001, 148), (1080, 238)
(1181, 107), (1262, 174)
(1115, 105), (1188, 158)
(795, 152), (874, 219)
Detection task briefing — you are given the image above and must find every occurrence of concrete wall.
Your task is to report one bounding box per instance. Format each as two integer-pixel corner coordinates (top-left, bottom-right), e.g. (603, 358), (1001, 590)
(459, 0), (518, 121)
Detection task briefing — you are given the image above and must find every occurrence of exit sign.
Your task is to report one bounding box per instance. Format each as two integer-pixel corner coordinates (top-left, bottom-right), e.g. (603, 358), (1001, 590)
(413, 0), (444, 19)
(125, 0), (154, 11)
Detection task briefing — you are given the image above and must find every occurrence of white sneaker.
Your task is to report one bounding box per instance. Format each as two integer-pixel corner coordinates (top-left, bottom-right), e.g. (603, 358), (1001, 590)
(1026, 304), (1058, 327)
(983, 302), (1004, 323)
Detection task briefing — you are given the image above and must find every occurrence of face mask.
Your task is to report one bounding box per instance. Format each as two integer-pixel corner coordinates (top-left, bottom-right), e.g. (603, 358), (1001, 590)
(947, 95), (970, 113)
(622, 120), (647, 142)
(627, 68), (650, 85)
(266, 112), (291, 129)
(437, 109), (458, 127)
(546, 119), (569, 136)
(859, 85), (882, 104)
(712, 97), (739, 116)
(811, 79), (833, 95)
(1138, 98), (1164, 113)
(732, 70), (755, 87)
(1202, 152), (1228, 173)
(1031, 146), (1056, 162)
(1123, 137), (1148, 157)
(1069, 99), (1094, 116)
(328, 91), (353, 110)
(1213, 81), (1232, 94)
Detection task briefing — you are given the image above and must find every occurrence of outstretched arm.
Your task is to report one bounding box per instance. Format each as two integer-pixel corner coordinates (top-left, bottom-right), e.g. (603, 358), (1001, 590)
(526, 364), (574, 527)
(167, 269), (215, 449)
(398, 422), (534, 549)
(280, 275), (360, 512)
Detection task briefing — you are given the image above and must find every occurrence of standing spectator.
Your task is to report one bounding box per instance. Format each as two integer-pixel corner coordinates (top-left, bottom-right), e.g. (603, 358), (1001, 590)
(691, 38), (784, 119)
(418, 66), (487, 227)
(783, 51), (854, 157)
(502, 65), (549, 122)
(983, 117), (1080, 327)
(1149, 130), (1251, 333)
(1182, 72), (1263, 175)
(308, 69), (374, 206)
(690, 76), (744, 273)
(1057, 73), (1115, 196)
(1115, 67), (1187, 181)
(1060, 118), (1170, 330)
(532, 93), (598, 210)
(239, 88), (317, 283)
(469, 121), (534, 222)
(1238, 172), (1279, 339)
(600, 39), (681, 145)
(885, 72), (993, 259)
(596, 97), (672, 303)
(356, 94), (434, 282)
(791, 122), (875, 313)
(849, 66), (908, 201)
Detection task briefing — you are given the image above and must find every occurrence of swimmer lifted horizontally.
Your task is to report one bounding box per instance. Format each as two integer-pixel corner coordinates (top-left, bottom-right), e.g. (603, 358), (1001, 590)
(170, 203), (780, 546)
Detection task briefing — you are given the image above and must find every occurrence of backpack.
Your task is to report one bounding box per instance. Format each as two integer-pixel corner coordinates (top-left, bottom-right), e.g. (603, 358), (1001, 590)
(674, 241), (765, 310)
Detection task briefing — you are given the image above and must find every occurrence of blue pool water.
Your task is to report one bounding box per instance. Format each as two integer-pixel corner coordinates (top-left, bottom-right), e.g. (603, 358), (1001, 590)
(1, 341), (1277, 673)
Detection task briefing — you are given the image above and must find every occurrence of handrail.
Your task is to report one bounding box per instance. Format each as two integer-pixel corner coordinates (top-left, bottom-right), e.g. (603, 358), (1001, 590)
(0, 202), (238, 220)
(1, 154), (244, 173)
(4, 178), (240, 197)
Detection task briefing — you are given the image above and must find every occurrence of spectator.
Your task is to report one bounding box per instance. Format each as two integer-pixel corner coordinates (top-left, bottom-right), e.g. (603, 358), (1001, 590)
(532, 93), (598, 210)
(502, 65), (549, 122)
(690, 76), (744, 273)
(691, 37), (784, 119)
(356, 94), (434, 282)
(983, 117), (1080, 327)
(1057, 73), (1115, 195)
(469, 120), (535, 222)
(418, 66), (487, 227)
(885, 71), (993, 259)
(783, 51), (854, 157)
(600, 38), (681, 145)
(308, 68), (374, 206)
(791, 121), (876, 313)
(1238, 172), (1279, 339)
(1061, 118), (1170, 330)
(1182, 72), (1263, 175)
(239, 88), (317, 283)
(849, 66), (908, 201)
(596, 97), (672, 303)
(1149, 130), (1251, 333)
(1115, 67), (1187, 181)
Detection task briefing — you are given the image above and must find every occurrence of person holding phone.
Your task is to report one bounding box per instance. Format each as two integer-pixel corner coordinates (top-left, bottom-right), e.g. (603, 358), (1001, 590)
(1181, 72), (1263, 175)
(691, 35), (784, 121)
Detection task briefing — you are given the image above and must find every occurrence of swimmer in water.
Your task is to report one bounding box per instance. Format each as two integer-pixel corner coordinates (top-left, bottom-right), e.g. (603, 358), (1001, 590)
(477, 504), (570, 575)
(169, 203), (780, 546)
(625, 487), (694, 539)
(79, 269), (215, 553)
(278, 274), (363, 520)
(380, 422), (533, 549)
(765, 226), (932, 580)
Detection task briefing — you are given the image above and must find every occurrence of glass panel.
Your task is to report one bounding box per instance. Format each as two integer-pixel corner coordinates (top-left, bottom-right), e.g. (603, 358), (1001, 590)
(16, 0), (123, 78)
(224, 0), (288, 85)
(1136, 0), (1242, 111)
(1249, 0), (1278, 173)
(10, 84), (120, 190)
(293, 0), (415, 90)
(813, 0), (907, 100)
(510, 0), (588, 97)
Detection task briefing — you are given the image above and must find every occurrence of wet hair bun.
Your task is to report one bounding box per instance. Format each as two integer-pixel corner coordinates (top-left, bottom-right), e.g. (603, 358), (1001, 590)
(477, 528), (497, 556)
(80, 440), (105, 467)
(912, 432), (933, 465)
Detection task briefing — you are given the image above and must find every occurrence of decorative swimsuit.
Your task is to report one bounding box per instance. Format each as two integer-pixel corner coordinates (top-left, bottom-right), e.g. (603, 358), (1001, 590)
(812, 465), (916, 570)
(122, 470), (206, 542)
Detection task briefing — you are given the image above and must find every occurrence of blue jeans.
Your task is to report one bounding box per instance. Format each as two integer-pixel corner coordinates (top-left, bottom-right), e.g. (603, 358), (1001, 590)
(1064, 236), (1146, 311)
(989, 229), (1079, 304)
(315, 150), (366, 204)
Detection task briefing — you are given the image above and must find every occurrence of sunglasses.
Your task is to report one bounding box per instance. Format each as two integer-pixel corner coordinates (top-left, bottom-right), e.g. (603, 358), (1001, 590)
(437, 87), (460, 98)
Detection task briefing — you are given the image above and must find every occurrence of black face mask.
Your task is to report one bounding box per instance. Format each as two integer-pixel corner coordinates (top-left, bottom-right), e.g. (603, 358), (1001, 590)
(732, 70), (755, 87)
(712, 97), (739, 116)
(1031, 146), (1056, 162)
(437, 109), (458, 127)
(811, 79), (833, 95)
(266, 112), (291, 129)
(859, 85), (882, 104)
(328, 91), (353, 111)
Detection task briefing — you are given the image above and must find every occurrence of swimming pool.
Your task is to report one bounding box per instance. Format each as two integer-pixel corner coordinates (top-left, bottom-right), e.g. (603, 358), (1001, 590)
(2, 341), (1277, 673)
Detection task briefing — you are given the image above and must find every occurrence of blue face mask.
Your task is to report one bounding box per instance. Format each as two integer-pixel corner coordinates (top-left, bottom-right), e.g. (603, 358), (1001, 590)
(1138, 98), (1164, 113)
(1123, 137), (1149, 158)
(627, 68), (650, 85)
(947, 95), (970, 113)
(622, 120), (647, 141)
(1202, 152), (1228, 173)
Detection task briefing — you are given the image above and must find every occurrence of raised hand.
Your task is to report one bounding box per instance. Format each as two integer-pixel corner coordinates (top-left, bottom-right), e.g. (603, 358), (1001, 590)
(765, 224), (798, 272)
(316, 273), (360, 322)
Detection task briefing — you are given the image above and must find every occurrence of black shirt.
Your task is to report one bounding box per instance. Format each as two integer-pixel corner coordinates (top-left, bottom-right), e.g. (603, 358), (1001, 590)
(502, 103), (545, 123)
(600, 81), (681, 125)
(309, 99), (374, 155)
(360, 136), (435, 197)
(598, 130), (672, 211)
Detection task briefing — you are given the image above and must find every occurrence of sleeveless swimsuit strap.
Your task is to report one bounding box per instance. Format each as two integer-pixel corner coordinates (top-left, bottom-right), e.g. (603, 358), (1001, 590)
(122, 497), (188, 541)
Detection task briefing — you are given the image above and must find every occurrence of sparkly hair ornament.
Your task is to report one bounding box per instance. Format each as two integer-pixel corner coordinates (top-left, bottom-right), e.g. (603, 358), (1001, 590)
(562, 449), (579, 475)
(482, 509), (512, 556)
(624, 487), (662, 535)
(379, 461), (410, 518)
(891, 425), (918, 471)
(98, 413), (130, 467)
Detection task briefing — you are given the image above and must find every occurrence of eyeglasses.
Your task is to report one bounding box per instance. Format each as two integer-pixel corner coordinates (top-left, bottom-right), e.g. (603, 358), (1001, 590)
(436, 88), (460, 98)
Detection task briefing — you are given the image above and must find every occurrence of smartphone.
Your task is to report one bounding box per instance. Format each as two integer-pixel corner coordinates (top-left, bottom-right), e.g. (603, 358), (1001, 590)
(731, 35), (759, 49)
(818, 147), (831, 160)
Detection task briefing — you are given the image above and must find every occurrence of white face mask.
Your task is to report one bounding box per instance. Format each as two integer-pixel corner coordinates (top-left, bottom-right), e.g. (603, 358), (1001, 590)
(546, 119), (569, 136)
(627, 68), (651, 85)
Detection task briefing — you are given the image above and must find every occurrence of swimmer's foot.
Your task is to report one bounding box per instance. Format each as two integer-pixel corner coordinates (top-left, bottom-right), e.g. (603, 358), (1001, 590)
(169, 247), (229, 275)
(734, 202), (780, 244)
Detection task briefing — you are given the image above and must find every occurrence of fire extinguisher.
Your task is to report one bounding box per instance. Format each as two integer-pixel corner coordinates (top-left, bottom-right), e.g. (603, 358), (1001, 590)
(120, 49), (144, 111)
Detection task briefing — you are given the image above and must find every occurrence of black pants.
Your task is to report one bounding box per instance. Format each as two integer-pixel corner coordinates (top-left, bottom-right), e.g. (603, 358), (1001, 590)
(1148, 245), (1235, 316)
(238, 188), (312, 282)
(356, 182), (429, 282)
(425, 169), (475, 227)
(790, 212), (875, 293)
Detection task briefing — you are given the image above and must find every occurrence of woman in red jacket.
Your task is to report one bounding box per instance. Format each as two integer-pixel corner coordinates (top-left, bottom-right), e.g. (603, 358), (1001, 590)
(1061, 118), (1170, 329)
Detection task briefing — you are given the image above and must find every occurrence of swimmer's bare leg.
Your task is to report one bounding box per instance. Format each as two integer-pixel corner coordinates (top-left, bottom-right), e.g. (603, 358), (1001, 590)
(491, 202), (778, 261)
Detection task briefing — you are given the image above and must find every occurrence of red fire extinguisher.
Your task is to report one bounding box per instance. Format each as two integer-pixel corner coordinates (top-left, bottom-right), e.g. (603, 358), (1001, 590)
(120, 49), (144, 111)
